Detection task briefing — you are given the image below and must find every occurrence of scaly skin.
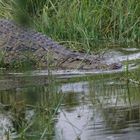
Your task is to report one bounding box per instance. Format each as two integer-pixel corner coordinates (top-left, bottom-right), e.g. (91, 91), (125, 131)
(0, 19), (122, 70)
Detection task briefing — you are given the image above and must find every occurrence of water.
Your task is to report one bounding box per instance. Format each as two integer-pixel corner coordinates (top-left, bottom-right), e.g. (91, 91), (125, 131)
(54, 79), (140, 140)
(0, 48), (140, 140)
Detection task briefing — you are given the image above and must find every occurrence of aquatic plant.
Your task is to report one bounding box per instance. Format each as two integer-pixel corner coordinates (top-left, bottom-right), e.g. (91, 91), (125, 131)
(0, 72), (64, 139)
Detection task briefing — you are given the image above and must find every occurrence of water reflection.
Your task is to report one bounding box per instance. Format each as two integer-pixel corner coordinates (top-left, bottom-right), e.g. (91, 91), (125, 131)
(0, 77), (61, 139)
(55, 77), (140, 140)
(0, 73), (140, 140)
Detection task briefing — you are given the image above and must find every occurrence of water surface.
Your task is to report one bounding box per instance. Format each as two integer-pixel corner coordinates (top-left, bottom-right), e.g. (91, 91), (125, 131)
(0, 47), (140, 140)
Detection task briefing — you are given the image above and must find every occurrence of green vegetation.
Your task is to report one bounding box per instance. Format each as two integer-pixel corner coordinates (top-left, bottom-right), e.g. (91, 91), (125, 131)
(0, 74), (63, 139)
(0, 1), (140, 139)
(0, 50), (37, 71)
(0, 50), (5, 68)
(0, 0), (139, 52)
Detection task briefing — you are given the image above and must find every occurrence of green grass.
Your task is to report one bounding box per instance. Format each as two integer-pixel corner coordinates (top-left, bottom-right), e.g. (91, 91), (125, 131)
(0, 50), (37, 71)
(0, 0), (139, 52)
(0, 50), (5, 68)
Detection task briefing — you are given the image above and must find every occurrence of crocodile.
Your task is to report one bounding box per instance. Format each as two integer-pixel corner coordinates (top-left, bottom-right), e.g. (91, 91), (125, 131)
(0, 19), (122, 70)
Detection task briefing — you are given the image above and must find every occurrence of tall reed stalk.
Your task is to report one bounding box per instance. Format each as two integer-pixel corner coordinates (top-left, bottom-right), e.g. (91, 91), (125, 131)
(0, 0), (139, 51)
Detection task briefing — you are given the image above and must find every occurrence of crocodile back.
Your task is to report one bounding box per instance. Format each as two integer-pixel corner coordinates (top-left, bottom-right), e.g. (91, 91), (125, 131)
(0, 19), (121, 70)
(0, 19), (62, 51)
(0, 19), (73, 65)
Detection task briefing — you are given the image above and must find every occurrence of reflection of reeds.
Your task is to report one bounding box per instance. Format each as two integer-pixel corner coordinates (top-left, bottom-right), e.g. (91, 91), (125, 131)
(88, 74), (140, 133)
(0, 72), (64, 139)
(102, 105), (140, 131)
(31, 78), (64, 139)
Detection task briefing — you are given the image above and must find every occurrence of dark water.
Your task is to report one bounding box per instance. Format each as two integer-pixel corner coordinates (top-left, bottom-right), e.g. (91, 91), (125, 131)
(0, 48), (140, 140)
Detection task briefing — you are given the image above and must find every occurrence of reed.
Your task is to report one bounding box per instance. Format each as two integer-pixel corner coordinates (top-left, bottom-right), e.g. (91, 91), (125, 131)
(0, 0), (139, 51)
